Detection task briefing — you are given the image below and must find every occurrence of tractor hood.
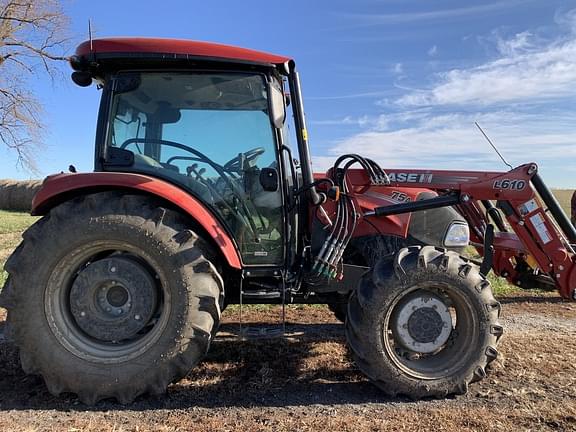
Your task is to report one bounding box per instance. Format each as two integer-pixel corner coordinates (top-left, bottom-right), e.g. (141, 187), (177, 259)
(314, 170), (469, 250)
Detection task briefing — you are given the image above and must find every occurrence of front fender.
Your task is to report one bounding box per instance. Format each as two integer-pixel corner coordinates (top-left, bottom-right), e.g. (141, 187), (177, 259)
(32, 172), (242, 269)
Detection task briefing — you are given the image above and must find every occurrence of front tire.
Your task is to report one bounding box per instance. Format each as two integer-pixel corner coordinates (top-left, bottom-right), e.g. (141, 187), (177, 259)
(346, 246), (502, 399)
(0, 192), (223, 404)
(328, 235), (407, 323)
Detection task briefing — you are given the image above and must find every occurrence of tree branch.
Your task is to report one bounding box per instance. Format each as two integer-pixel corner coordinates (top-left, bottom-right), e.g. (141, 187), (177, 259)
(0, 0), (69, 172)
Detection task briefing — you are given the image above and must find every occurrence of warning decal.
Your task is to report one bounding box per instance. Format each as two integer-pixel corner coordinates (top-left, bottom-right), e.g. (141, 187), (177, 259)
(518, 199), (538, 216)
(529, 213), (552, 244)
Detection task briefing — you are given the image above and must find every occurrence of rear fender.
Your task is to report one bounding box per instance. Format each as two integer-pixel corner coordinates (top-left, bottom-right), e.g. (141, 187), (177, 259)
(32, 173), (242, 269)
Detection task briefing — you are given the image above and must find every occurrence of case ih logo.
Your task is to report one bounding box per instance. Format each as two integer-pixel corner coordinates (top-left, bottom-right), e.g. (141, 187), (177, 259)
(388, 173), (434, 183)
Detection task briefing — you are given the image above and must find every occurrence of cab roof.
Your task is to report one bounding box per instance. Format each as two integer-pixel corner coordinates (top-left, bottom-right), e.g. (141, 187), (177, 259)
(73, 37), (291, 67)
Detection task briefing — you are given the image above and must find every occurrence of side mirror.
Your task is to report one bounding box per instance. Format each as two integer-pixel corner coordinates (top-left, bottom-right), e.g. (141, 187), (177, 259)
(260, 167), (279, 192)
(268, 81), (286, 128)
(71, 71), (92, 87)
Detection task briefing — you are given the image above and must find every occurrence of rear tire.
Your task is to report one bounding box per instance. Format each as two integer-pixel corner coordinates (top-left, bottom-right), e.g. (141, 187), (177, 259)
(0, 192), (223, 404)
(346, 246), (502, 398)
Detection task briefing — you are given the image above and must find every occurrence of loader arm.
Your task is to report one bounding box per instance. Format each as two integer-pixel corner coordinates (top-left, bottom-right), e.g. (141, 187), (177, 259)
(347, 163), (576, 300)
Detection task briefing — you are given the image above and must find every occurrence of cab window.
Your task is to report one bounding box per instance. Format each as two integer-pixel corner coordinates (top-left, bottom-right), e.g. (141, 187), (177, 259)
(107, 72), (284, 265)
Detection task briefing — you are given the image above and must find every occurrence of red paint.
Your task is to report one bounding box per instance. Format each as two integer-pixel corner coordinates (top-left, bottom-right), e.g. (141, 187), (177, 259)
(317, 163), (576, 299)
(32, 173), (242, 269)
(74, 38), (291, 66)
(312, 170), (427, 239)
(345, 163), (536, 201)
(344, 162), (576, 300)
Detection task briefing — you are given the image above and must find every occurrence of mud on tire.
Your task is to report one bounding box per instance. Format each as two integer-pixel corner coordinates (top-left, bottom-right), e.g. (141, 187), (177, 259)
(0, 192), (223, 404)
(345, 245), (503, 399)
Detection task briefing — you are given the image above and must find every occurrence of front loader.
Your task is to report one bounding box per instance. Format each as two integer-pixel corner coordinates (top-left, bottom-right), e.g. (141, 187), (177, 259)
(0, 38), (573, 404)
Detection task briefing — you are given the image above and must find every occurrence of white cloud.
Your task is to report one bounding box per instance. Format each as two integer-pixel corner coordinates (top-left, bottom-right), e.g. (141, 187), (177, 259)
(339, 1), (528, 26)
(392, 62), (404, 75)
(496, 31), (533, 56)
(555, 7), (576, 33)
(427, 45), (438, 57)
(311, 115), (375, 128)
(307, 90), (396, 101)
(314, 110), (576, 184)
(397, 29), (576, 107)
(315, 10), (576, 187)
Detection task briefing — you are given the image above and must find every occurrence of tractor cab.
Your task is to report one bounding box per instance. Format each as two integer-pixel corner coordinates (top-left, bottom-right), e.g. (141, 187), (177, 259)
(71, 38), (300, 268)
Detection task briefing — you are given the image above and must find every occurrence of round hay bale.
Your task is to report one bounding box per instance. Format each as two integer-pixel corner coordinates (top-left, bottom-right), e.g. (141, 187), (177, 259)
(0, 179), (43, 212)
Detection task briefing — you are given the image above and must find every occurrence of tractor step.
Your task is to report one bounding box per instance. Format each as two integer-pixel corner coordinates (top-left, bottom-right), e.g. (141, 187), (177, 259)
(241, 290), (281, 300)
(239, 325), (285, 339)
(239, 270), (286, 339)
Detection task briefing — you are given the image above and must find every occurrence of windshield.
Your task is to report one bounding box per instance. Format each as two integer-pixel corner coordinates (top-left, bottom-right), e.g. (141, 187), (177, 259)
(106, 72), (284, 265)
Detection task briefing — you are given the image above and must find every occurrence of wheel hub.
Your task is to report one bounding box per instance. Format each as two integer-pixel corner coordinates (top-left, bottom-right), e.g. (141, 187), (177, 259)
(70, 256), (158, 342)
(392, 294), (452, 354)
(106, 284), (129, 307)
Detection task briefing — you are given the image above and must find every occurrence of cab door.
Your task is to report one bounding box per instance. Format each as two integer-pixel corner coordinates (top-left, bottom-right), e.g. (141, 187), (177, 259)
(105, 71), (286, 265)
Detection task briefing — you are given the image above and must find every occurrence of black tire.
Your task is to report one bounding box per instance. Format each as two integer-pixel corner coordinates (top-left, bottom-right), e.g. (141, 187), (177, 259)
(346, 245), (502, 399)
(328, 235), (407, 323)
(0, 192), (223, 404)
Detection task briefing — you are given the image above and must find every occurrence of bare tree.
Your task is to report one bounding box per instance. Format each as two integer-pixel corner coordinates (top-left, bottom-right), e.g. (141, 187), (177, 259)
(0, 0), (69, 172)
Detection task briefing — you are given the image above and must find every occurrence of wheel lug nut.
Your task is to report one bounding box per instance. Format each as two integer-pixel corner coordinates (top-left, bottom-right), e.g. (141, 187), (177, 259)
(134, 314), (141, 320)
(117, 309), (123, 315)
(110, 266), (117, 273)
(106, 307), (111, 312)
(80, 311), (86, 317)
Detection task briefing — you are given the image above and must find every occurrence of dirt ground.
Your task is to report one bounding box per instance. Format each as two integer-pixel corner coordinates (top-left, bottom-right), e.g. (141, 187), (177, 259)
(0, 292), (575, 432)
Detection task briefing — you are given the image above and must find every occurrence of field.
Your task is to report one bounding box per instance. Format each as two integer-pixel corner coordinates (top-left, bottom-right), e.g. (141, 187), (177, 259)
(0, 211), (38, 288)
(0, 194), (575, 431)
(554, 189), (573, 216)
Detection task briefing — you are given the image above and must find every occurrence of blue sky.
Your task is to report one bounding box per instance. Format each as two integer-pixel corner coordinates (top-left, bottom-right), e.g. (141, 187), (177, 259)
(1, 0), (576, 187)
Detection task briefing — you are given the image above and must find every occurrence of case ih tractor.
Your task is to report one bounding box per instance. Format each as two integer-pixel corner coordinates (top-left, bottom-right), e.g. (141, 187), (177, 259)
(2, 38), (576, 405)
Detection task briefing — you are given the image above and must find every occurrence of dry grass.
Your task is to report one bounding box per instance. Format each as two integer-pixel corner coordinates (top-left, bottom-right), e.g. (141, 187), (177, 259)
(0, 210), (38, 288)
(1, 299), (576, 432)
(552, 189), (574, 216)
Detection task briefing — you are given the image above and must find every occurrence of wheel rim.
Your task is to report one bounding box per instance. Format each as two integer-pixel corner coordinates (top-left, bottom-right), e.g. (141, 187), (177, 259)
(382, 282), (478, 380)
(69, 256), (158, 342)
(392, 294), (453, 354)
(45, 240), (172, 364)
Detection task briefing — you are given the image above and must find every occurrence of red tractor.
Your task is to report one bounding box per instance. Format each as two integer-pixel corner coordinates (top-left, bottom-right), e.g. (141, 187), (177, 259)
(2, 38), (575, 404)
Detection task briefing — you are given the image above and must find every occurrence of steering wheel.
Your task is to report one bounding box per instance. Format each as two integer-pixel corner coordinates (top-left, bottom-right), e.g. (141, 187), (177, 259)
(223, 147), (265, 173)
(119, 138), (261, 239)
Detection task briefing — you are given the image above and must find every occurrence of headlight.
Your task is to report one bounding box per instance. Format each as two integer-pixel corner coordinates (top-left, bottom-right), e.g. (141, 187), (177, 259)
(444, 222), (469, 247)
